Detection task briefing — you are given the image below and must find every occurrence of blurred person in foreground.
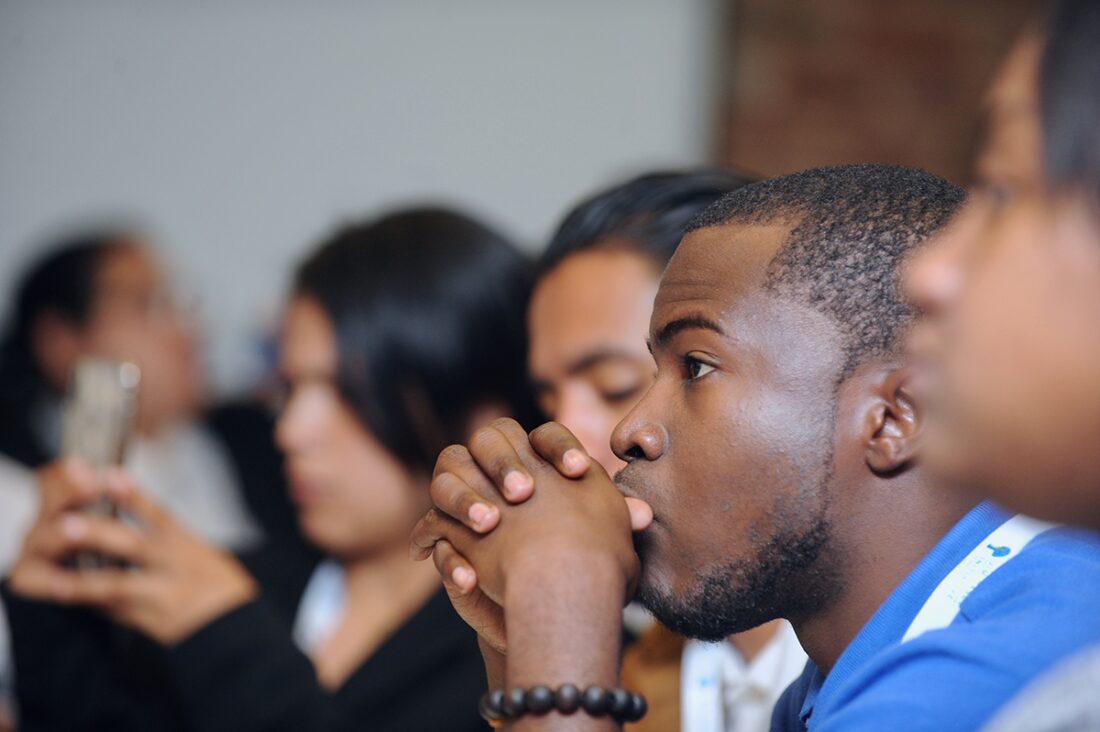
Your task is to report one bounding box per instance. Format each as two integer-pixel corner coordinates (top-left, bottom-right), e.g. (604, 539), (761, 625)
(411, 165), (1100, 731)
(906, 1), (1100, 729)
(529, 170), (807, 732)
(2, 208), (535, 731)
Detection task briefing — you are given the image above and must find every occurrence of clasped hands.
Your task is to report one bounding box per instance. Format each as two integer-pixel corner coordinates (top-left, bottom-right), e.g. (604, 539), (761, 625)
(7, 458), (256, 644)
(409, 418), (653, 684)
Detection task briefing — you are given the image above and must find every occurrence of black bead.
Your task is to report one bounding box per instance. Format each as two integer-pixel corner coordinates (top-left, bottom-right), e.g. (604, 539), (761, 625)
(625, 693), (648, 722)
(609, 688), (632, 716)
(581, 685), (612, 715)
(554, 683), (581, 714)
(525, 685), (554, 714)
(501, 687), (527, 717)
(478, 690), (504, 721)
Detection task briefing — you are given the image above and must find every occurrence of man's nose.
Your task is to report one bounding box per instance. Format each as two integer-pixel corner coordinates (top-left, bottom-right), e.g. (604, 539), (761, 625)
(611, 400), (667, 463)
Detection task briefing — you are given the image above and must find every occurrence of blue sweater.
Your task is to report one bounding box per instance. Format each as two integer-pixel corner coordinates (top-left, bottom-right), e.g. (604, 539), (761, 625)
(772, 502), (1100, 731)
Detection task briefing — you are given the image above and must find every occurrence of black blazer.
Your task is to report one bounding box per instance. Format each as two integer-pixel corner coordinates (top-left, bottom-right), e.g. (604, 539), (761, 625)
(3, 547), (488, 732)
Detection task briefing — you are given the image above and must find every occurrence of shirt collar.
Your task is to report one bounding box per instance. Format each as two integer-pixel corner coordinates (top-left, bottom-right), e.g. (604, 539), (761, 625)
(799, 501), (1010, 725)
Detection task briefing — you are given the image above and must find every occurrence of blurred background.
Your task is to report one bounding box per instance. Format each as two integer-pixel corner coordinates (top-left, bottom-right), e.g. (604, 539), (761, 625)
(0, 0), (1039, 397)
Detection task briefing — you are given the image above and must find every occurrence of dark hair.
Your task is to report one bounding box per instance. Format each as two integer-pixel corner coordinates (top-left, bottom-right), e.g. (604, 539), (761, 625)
(0, 230), (135, 399)
(1039, 0), (1100, 205)
(687, 164), (966, 375)
(294, 207), (536, 474)
(537, 170), (757, 278)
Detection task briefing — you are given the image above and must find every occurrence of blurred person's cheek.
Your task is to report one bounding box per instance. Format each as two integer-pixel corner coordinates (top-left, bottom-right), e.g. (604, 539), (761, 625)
(905, 196), (986, 317)
(83, 313), (202, 434)
(923, 194), (1100, 519)
(905, 198), (993, 477)
(555, 389), (625, 477)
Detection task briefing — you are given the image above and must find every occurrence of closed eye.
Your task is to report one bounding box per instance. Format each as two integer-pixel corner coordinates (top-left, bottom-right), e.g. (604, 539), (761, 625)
(602, 385), (644, 404)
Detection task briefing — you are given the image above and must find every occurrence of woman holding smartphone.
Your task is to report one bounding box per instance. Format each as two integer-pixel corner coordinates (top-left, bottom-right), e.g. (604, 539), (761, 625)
(2, 207), (536, 731)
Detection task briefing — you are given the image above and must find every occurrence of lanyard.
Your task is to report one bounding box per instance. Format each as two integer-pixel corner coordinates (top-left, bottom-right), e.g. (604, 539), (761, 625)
(902, 514), (1057, 643)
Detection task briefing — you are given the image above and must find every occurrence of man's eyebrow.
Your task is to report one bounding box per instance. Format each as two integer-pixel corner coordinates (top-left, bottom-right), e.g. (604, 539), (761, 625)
(651, 315), (726, 349)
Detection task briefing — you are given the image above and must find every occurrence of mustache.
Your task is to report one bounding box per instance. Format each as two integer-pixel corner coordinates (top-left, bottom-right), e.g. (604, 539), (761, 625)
(613, 463), (648, 498)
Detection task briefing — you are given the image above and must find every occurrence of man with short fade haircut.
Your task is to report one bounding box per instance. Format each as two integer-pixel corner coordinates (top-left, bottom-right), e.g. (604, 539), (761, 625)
(411, 163), (1100, 731)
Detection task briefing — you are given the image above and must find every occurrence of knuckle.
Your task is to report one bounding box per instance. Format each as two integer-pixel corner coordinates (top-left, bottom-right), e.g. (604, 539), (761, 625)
(448, 487), (473, 517)
(433, 540), (454, 563)
(431, 548), (449, 574)
(428, 473), (452, 502)
(437, 444), (471, 469)
(529, 421), (561, 443)
(489, 417), (520, 433)
(467, 427), (498, 453)
(421, 507), (442, 532)
(430, 474), (470, 516)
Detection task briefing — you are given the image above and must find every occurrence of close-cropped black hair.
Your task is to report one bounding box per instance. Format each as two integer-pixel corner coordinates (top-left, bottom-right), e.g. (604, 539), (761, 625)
(1039, 0), (1100, 205)
(294, 207), (537, 474)
(687, 164), (966, 375)
(537, 169), (757, 278)
(0, 230), (135, 398)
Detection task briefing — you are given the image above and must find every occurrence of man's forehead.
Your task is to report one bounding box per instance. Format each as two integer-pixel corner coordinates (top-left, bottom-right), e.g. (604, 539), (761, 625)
(654, 221), (791, 320)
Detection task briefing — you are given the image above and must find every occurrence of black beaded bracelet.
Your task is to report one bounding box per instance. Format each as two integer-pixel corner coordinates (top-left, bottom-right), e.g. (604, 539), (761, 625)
(478, 684), (647, 726)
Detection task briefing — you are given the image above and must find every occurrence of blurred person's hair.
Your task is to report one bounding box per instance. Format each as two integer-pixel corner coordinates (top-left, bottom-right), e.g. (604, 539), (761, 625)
(1040, 0), (1100, 206)
(294, 207), (537, 474)
(0, 230), (135, 400)
(688, 164), (966, 375)
(537, 169), (757, 278)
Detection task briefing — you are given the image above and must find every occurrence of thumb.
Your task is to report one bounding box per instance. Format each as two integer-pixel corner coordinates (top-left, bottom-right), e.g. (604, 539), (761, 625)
(625, 497), (654, 532)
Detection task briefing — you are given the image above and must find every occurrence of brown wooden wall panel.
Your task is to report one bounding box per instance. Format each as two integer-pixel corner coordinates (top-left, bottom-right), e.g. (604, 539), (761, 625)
(717, 0), (1042, 184)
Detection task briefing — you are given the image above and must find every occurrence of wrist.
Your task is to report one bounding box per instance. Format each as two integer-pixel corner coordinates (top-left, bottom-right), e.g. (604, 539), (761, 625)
(162, 570), (257, 645)
(480, 636), (507, 689)
(503, 552), (625, 690)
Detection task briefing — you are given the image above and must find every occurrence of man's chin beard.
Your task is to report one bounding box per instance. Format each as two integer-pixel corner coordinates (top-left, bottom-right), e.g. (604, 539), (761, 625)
(637, 575), (773, 641)
(635, 515), (838, 642)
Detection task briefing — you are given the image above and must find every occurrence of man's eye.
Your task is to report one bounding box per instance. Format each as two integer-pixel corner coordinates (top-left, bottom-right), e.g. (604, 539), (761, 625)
(683, 356), (716, 381)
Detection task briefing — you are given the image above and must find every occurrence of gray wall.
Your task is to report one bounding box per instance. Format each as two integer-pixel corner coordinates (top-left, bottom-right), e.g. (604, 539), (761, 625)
(0, 0), (720, 391)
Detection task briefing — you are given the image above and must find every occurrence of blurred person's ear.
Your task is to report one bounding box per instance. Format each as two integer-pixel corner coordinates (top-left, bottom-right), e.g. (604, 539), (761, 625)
(31, 310), (83, 392)
(862, 366), (921, 474)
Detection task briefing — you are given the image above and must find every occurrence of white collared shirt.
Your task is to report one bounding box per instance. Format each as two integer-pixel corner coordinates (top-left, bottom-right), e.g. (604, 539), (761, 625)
(682, 620), (807, 732)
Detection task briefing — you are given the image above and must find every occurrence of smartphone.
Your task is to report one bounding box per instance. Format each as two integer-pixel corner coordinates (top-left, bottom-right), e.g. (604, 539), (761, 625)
(60, 357), (141, 569)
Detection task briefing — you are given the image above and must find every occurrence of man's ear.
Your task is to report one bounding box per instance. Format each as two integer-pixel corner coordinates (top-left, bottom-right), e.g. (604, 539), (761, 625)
(863, 366), (921, 474)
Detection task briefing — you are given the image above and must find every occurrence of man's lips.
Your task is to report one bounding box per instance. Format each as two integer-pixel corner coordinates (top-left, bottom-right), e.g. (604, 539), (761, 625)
(614, 468), (657, 531)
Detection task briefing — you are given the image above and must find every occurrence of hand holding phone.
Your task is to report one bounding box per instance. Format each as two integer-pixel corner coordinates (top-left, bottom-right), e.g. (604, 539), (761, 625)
(60, 357), (140, 568)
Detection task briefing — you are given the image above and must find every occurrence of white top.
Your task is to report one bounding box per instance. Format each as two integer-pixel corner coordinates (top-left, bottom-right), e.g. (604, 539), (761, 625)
(0, 455), (36, 725)
(292, 559), (346, 655)
(0, 456), (37, 572)
(682, 620), (808, 732)
(125, 423), (262, 551)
